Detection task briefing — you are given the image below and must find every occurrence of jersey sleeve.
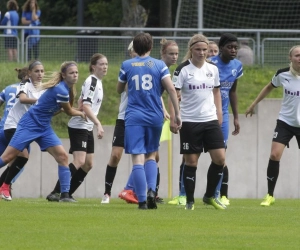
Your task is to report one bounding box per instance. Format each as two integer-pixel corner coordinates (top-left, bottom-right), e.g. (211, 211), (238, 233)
(1, 12), (9, 25)
(82, 76), (97, 105)
(271, 73), (282, 87)
(213, 66), (220, 87)
(56, 84), (69, 104)
(118, 62), (128, 84)
(17, 81), (29, 97)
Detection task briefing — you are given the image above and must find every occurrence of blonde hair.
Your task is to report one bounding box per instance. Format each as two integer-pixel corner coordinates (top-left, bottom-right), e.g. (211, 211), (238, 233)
(40, 61), (77, 106)
(182, 34), (209, 62)
(160, 38), (178, 56)
(289, 45), (300, 76)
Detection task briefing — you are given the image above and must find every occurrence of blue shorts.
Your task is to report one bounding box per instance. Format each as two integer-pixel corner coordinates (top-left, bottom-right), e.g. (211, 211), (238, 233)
(9, 124), (61, 152)
(124, 125), (162, 154)
(0, 129), (8, 155)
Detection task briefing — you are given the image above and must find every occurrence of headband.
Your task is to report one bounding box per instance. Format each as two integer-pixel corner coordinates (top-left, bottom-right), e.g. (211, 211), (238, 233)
(29, 61), (42, 70)
(190, 40), (208, 47)
(62, 63), (77, 73)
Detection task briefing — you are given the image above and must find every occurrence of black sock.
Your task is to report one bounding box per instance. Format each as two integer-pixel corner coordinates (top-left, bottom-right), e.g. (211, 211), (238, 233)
(155, 167), (160, 196)
(220, 165), (229, 197)
(0, 166), (10, 186)
(205, 162), (223, 198)
(69, 167), (87, 195)
(267, 159), (280, 196)
(179, 162), (184, 192)
(4, 156), (28, 184)
(52, 163), (77, 194)
(183, 165), (197, 203)
(104, 165), (117, 196)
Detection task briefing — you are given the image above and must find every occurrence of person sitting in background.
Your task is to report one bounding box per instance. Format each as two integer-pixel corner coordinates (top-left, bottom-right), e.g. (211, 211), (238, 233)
(237, 40), (254, 65)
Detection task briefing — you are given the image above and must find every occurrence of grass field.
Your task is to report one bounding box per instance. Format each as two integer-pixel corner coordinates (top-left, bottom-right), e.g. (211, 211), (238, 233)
(2, 198), (300, 250)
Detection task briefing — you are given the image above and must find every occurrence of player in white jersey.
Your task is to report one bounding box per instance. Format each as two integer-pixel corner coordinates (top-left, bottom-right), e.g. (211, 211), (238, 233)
(0, 61), (45, 200)
(169, 34), (226, 210)
(246, 45), (300, 207)
(46, 54), (107, 202)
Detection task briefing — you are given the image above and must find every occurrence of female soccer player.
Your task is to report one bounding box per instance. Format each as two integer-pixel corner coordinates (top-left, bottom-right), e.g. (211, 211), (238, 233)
(246, 45), (300, 207)
(47, 54), (108, 202)
(117, 33), (181, 209)
(209, 33), (243, 206)
(207, 41), (219, 58)
(0, 61), (45, 200)
(169, 34), (226, 210)
(0, 61), (85, 202)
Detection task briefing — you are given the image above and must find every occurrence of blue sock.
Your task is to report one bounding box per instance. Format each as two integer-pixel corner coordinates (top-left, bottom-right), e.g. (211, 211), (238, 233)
(58, 165), (71, 193)
(11, 167), (25, 184)
(179, 164), (186, 196)
(144, 159), (157, 191)
(215, 172), (223, 198)
(132, 164), (146, 202)
(124, 172), (134, 191)
(0, 157), (7, 168)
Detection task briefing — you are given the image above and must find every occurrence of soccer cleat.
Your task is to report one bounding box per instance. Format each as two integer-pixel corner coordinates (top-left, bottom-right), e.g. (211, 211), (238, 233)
(59, 193), (76, 203)
(69, 195), (78, 202)
(147, 189), (157, 209)
(138, 201), (148, 210)
(155, 196), (164, 204)
(220, 196), (230, 206)
(178, 196), (187, 206)
(185, 202), (194, 210)
(260, 194), (275, 207)
(1, 183), (12, 201)
(118, 189), (138, 204)
(46, 192), (60, 202)
(203, 196), (226, 210)
(168, 196), (179, 205)
(101, 194), (110, 204)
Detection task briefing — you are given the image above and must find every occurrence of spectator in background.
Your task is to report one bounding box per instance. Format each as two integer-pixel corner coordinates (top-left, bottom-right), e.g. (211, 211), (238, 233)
(1, 0), (19, 61)
(237, 40), (254, 65)
(21, 0), (41, 61)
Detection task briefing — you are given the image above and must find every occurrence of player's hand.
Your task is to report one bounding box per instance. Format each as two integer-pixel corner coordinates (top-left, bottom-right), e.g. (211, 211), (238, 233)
(97, 125), (104, 139)
(245, 105), (255, 117)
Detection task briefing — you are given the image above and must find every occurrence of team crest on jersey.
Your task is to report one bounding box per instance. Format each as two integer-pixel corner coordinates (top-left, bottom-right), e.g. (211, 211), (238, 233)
(206, 72), (213, 78)
(146, 60), (154, 68)
(232, 69), (237, 76)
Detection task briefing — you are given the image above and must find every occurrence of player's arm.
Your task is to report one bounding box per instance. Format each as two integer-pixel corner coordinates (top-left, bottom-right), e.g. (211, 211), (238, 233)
(246, 82), (275, 117)
(18, 92), (37, 104)
(83, 103), (104, 139)
(229, 80), (240, 135)
(117, 81), (126, 94)
(213, 87), (223, 125)
(161, 96), (170, 120)
(60, 102), (86, 120)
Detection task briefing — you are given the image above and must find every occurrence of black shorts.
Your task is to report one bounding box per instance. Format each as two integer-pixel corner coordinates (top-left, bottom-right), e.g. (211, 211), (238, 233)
(180, 120), (225, 154)
(4, 128), (16, 141)
(112, 119), (125, 147)
(5, 37), (17, 49)
(68, 127), (94, 154)
(273, 119), (300, 148)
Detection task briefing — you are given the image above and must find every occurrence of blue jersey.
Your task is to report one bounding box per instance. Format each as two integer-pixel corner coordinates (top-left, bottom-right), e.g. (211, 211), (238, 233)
(118, 56), (170, 127)
(27, 81), (70, 127)
(0, 83), (19, 129)
(210, 55), (243, 120)
(1, 10), (19, 36)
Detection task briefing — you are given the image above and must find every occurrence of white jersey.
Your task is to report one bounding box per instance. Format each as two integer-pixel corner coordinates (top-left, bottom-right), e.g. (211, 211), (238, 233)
(272, 68), (300, 127)
(68, 74), (103, 131)
(117, 91), (128, 120)
(172, 60), (220, 122)
(4, 80), (44, 130)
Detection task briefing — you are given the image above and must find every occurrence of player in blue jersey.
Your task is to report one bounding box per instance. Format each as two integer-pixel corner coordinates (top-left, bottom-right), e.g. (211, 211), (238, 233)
(46, 54), (108, 202)
(0, 67), (28, 192)
(117, 33), (181, 209)
(246, 45), (300, 207)
(1, 0), (19, 61)
(209, 33), (243, 206)
(0, 61), (85, 202)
